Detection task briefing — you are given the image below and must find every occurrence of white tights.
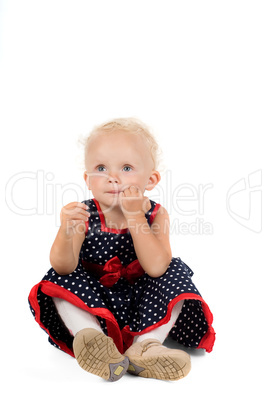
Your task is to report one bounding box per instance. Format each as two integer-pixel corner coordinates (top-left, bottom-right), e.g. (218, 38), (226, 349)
(134, 300), (184, 344)
(53, 298), (184, 345)
(53, 298), (103, 336)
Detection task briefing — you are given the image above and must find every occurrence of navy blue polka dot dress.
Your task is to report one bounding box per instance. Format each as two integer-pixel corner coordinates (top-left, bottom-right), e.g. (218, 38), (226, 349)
(28, 198), (215, 356)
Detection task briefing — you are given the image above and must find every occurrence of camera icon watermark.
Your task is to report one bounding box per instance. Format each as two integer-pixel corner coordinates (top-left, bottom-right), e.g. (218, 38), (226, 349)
(226, 170), (262, 233)
(5, 169), (263, 234)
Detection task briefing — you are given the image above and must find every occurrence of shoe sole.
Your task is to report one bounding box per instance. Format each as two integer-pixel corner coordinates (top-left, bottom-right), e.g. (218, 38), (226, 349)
(73, 329), (129, 382)
(127, 352), (191, 381)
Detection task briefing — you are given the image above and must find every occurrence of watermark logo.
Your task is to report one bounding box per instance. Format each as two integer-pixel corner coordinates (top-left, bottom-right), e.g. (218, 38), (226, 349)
(5, 169), (214, 235)
(5, 169), (263, 234)
(226, 170), (262, 233)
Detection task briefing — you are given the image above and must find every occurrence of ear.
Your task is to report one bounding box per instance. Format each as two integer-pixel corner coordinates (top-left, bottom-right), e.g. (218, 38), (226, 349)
(145, 170), (161, 191)
(84, 171), (90, 190)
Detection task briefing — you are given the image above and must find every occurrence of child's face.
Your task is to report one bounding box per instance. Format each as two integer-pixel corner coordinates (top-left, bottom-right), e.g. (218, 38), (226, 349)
(84, 130), (159, 208)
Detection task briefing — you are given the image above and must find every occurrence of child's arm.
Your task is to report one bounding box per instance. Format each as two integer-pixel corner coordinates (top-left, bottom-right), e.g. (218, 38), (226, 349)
(119, 187), (172, 277)
(50, 202), (89, 275)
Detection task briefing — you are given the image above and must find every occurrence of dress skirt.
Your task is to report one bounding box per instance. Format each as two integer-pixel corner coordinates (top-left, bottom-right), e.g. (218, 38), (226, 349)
(28, 257), (215, 356)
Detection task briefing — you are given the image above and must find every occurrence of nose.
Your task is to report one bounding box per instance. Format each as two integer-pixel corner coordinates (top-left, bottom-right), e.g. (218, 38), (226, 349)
(108, 171), (120, 184)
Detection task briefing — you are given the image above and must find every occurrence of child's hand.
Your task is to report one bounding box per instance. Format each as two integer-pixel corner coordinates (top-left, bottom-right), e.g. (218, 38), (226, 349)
(119, 186), (151, 218)
(60, 202), (90, 238)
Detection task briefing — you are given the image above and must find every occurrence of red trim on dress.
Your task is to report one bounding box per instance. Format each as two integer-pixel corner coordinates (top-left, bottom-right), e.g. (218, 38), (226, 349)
(92, 198), (162, 234)
(121, 293), (215, 352)
(149, 203), (161, 225)
(28, 281), (124, 354)
(29, 283), (215, 355)
(28, 283), (75, 356)
(93, 198), (129, 234)
(197, 299), (216, 353)
(85, 220), (89, 235)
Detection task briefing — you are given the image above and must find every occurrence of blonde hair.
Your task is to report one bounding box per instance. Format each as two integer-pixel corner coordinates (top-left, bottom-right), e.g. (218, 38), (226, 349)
(84, 117), (162, 170)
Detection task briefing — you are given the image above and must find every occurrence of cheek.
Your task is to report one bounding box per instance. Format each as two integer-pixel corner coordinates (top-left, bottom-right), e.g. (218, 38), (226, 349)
(122, 174), (146, 189)
(87, 176), (102, 189)
(122, 174), (138, 184)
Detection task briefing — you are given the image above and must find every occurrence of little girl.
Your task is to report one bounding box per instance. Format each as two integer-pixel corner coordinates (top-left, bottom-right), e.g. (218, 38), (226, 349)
(29, 118), (215, 382)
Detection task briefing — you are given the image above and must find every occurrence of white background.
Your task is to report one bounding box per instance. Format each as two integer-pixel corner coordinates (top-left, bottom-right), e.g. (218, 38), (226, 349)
(1, 1), (266, 401)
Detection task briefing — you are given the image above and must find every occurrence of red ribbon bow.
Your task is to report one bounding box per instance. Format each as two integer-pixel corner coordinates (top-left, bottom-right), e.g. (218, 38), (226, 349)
(99, 256), (144, 288)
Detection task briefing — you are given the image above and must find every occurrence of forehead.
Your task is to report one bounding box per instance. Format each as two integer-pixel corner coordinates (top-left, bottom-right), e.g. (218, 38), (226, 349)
(87, 130), (150, 162)
(89, 129), (142, 145)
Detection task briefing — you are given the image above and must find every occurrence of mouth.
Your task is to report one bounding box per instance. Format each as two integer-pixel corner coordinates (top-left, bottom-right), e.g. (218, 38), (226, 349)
(106, 190), (122, 194)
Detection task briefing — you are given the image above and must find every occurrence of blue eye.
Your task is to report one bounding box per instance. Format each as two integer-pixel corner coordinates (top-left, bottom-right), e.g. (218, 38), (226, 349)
(123, 166), (132, 172)
(96, 165), (106, 172)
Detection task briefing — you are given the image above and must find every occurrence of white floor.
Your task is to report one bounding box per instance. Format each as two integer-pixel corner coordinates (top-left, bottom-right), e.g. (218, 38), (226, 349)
(2, 278), (265, 402)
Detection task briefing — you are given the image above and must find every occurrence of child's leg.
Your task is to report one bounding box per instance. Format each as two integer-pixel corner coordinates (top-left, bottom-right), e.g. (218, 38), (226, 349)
(52, 297), (129, 382)
(134, 300), (184, 344)
(53, 297), (103, 335)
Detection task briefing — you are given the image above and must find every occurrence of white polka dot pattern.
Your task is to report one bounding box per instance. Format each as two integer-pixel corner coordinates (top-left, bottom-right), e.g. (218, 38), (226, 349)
(28, 199), (215, 355)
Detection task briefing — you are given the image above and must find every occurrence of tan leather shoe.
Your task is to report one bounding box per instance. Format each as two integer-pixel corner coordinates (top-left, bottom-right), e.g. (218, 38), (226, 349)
(73, 328), (129, 381)
(124, 338), (191, 381)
